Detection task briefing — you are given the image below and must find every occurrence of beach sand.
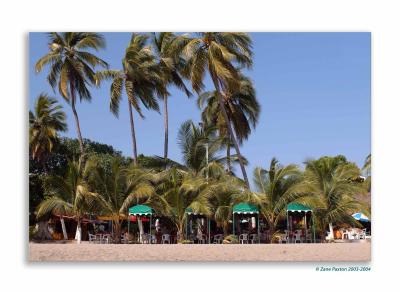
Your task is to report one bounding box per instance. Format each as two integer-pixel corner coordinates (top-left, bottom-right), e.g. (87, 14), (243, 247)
(29, 242), (371, 262)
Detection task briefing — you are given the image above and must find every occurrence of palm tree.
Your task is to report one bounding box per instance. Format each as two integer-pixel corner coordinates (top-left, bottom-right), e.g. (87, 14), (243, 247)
(198, 74), (260, 172)
(142, 119), (242, 178)
(156, 167), (211, 241)
(84, 157), (156, 243)
(35, 32), (108, 163)
(203, 175), (249, 236)
(36, 160), (99, 243)
(181, 32), (254, 186)
(253, 158), (304, 242)
(152, 32), (192, 163)
(177, 120), (223, 176)
(29, 93), (67, 163)
(302, 156), (366, 241)
(95, 33), (161, 164)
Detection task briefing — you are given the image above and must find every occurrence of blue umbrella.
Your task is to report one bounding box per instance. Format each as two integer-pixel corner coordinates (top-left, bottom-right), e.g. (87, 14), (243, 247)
(352, 212), (370, 222)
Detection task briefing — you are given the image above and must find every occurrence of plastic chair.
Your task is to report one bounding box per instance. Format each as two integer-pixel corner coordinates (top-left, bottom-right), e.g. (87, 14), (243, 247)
(162, 234), (170, 244)
(102, 234), (111, 244)
(239, 234), (248, 244)
(197, 234), (206, 244)
(88, 233), (97, 244)
(213, 234), (223, 244)
(249, 234), (258, 244)
(294, 231), (302, 243)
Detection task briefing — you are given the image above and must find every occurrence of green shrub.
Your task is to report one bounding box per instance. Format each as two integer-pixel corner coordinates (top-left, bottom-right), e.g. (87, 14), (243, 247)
(178, 240), (193, 244)
(223, 234), (238, 244)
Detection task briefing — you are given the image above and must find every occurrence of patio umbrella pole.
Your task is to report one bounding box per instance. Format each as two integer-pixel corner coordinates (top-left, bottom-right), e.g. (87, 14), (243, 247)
(312, 213), (316, 243)
(233, 214), (235, 236)
(150, 214), (152, 245)
(257, 213), (260, 244)
(127, 215), (130, 244)
(286, 211), (289, 243)
(208, 218), (210, 244)
(305, 213), (307, 243)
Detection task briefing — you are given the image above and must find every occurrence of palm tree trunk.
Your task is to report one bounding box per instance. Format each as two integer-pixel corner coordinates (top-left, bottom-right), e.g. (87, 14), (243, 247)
(226, 133), (231, 173)
(127, 100), (138, 165)
(211, 78), (249, 187)
(113, 220), (121, 244)
(163, 93), (169, 165)
(60, 216), (68, 240)
(69, 81), (85, 163)
(74, 218), (82, 244)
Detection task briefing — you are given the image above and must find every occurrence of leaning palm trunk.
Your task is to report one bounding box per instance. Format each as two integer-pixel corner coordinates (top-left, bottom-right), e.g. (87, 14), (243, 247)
(212, 83), (249, 186)
(60, 216), (68, 240)
(128, 100), (138, 165)
(226, 132), (231, 173)
(69, 81), (85, 165)
(74, 218), (82, 244)
(163, 93), (169, 164)
(328, 223), (334, 241)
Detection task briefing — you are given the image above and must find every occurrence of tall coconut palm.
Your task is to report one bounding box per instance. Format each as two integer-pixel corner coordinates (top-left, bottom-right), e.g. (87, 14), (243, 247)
(29, 93), (67, 163)
(302, 156), (366, 241)
(84, 157), (156, 243)
(156, 167), (211, 241)
(198, 74), (260, 172)
(253, 158), (304, 242)
(181, 32), (253, 186)
(95, 33), (160, 164)
(35, 32), (107, 163)
(152, 32), (192, 162)
(36, 160), (99, 243)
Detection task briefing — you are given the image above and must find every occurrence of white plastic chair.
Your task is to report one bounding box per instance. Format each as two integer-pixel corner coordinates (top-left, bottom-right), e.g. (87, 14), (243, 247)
(249, 234), (258, 244)
(213, 234), (223, 244)
(162, 234), (170, 244)
(239, 234), (248, 244)
(88, 233), (97, 244)
(102, 234), (111, 244)
(197, 234), (206, 244)
(294, 231), (302, 243)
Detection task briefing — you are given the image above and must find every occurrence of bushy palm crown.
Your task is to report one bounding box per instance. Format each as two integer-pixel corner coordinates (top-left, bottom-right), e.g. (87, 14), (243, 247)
(96, 33), (161, 117)
(36, 160), (98, 220)
(202, 175), (250, 235)
(155, 167), (211, 239)
(29, 94), (67, 161)
(253, 158), (303, 236)
(152, 32), (191, 98)
(198, 74), (260, 144)
(177, 120), (223, 175)
(301, 156), (366, 231)
(35, 32), (108, 103)
(181, 32), (253, 93)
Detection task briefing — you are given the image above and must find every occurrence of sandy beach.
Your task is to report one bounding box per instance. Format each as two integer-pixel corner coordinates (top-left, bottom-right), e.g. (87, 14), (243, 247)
(29, 242), (371, 262)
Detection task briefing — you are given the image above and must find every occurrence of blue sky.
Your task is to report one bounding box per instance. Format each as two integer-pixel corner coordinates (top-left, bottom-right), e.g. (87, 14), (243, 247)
(29, 32), (371, 180)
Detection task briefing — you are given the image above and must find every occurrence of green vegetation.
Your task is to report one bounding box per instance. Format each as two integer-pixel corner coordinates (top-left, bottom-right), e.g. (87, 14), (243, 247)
(30, 32), (370, 243)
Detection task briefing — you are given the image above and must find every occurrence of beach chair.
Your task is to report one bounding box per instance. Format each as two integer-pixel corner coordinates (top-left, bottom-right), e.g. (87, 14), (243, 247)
(359, 229), (366, 240)
(294, 231), (302, 243)
(162, 234), (170, 244)
(197, 234), (207, 244)
(102, 234), (112, 244)
(88, 233), (98, 244)
(213, 234), (223, 244)
(239, 234), (248, 244)
(249, 234), (258, 244)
